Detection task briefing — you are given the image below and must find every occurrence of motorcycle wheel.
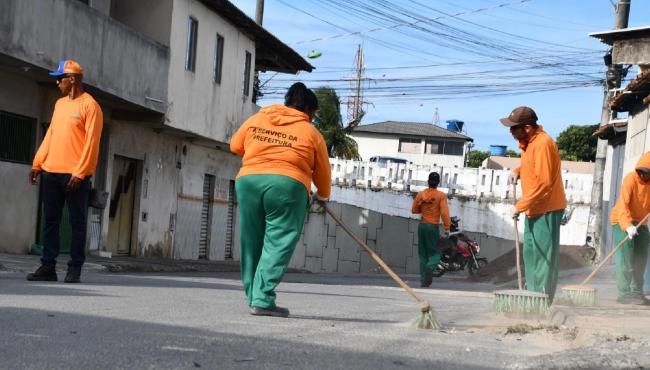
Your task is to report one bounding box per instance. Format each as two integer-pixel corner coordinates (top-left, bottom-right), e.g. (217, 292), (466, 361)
(432, 267), (446, 277)
(468, 258), (488, 277)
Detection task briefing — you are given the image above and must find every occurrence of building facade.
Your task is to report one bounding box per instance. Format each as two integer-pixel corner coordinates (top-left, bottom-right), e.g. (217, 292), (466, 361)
(349, 121), (473, 167)
(0, 0), (311, 260)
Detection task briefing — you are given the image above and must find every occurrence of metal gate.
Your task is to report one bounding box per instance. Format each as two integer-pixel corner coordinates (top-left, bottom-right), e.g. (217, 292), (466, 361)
(199, 174), (215, 259)
(225, 180), (236, 260)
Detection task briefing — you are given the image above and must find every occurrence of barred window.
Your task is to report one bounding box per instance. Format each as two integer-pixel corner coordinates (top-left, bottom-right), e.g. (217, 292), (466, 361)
(0, 111), (36, 164)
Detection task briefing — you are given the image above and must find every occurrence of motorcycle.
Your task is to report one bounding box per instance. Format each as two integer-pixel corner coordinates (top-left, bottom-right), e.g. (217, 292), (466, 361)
(433, 216), (488, 277)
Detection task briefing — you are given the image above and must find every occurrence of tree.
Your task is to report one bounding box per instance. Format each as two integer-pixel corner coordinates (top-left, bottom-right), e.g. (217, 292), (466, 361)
(556, 124), (599, 162)
(313, 87), (361, 160)
(466, 150), (490, 168)
(505, 149), (520, 158)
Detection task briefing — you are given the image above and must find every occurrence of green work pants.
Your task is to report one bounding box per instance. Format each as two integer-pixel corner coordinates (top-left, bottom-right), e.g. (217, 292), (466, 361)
(523, 209), (563, 302)
(417, 223), (441, 285)
(236, 174), (308, 309)
(613, 224), (649, 299)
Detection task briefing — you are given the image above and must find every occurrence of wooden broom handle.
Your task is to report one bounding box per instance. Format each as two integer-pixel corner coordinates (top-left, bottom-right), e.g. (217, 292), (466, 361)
(513, 183), (523, 290)
(323, 204), (429, 310)
(580, 211), (650, 286)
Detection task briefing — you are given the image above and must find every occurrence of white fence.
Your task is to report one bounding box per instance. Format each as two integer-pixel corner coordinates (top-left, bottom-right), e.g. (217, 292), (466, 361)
(329, 158), (593, 204)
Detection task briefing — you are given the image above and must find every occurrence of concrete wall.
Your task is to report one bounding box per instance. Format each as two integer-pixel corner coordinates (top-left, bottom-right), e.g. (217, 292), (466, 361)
(173, 144), (241, 260)
(350, 132), (466, 167)
(0, 0), (169, 113)
(110, 0), (173, 47)
(166, 0), (257, 143)
(102, 121), (182, 258)
(286, 187), (590, 274)
(0, 70), (46, 253)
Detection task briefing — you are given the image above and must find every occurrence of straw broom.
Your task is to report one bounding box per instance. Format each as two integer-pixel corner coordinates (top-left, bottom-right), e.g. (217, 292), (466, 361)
(559, 212), (650, 306)
(492, 183), (549, 315)
(322, 204), (440, 331)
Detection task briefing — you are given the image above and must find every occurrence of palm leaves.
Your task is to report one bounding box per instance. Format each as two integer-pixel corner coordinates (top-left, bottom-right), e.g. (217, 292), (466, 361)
(313, 87), (361, 160)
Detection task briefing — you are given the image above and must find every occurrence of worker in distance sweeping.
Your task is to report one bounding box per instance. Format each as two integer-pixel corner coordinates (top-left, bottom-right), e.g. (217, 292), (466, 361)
(411, 172), (451, 288)
(230, 82), (331, 318)
(610, 152), (650, 305)
(500, 106), (566, 303)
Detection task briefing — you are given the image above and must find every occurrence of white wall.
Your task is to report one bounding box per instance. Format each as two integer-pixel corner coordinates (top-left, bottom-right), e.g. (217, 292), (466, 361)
(110, 0), (173, 46)
(166, 0), (257, 144)
(351, 132), (466, 167)
(173, 144), (241, 260)
(103, 121), (182, 258)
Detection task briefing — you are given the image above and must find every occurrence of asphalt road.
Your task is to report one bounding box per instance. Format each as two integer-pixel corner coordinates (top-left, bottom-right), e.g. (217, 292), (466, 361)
(1, 270), (648, 369)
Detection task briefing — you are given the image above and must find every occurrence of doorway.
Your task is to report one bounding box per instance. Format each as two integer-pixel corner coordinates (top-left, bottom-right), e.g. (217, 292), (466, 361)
(107, 155), (138, 256)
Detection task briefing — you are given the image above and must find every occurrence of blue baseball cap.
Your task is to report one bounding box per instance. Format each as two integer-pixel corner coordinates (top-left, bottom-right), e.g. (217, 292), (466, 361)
(49, 59), (84, 77)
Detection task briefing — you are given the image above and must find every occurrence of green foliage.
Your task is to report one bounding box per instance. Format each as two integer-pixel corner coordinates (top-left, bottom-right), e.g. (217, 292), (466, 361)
(466, 150), (490, 168)
(313, 87), (361, 160)
(556, 124), (599, 162)
(505, 149), (520, 158)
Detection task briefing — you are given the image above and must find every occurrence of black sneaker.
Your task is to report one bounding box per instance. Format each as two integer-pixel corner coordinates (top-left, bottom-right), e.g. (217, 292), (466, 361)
(26, 265), (58, 281)
(250, 306), (290, 318)
(64, 269), (81, 284)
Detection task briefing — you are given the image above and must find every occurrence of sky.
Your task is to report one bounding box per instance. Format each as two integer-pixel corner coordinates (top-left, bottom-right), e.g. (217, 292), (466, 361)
(231, 0), (650, 151)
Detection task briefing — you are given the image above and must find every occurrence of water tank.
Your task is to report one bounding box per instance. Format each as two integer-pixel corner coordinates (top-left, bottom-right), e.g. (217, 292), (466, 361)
(446, 119), (464, 132)
(490, 145), (507, 156)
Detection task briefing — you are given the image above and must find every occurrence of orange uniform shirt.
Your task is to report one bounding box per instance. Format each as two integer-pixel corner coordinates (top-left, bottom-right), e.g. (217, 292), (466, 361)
(411, 188), (451, 230)
(32, 92), (103, 179)
(610, 152), (650, 230)
(514, 127), (566, 217)
(230, 104), (332, 198)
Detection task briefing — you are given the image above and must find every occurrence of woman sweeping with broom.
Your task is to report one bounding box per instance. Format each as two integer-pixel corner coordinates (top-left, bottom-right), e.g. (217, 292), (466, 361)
(230, 82), (331, 317)
(412, 172), (451, 288)
(610, 152), (650, 305)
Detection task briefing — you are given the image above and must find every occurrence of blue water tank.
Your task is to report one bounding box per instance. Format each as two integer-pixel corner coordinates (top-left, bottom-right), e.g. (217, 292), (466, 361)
(446, 119), (464, 132)
(490, 145), (507, 156)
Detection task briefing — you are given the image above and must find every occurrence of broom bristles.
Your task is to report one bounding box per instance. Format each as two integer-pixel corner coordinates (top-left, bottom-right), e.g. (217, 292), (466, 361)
(493, 290), (549, 315)
(411, 309), (440, 330)
(557, 285), (598, 306)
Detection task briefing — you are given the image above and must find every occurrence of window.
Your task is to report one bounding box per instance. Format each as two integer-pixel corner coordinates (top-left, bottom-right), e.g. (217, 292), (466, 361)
(398, 138), (421, 154)
(214, 34), (224, 83)
(243, 51), (252, 97)
(0, 111), (37, 164)
(185, 17), (198, 72)
(425, 140), (464, 155)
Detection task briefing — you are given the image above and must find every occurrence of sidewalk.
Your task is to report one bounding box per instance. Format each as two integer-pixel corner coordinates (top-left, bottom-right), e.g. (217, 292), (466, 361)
(0, 253), (242, 274)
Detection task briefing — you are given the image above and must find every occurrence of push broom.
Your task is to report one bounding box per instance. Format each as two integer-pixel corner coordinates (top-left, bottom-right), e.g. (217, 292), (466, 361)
(322, 204), (440, 331)
(559, 211), (650, 306)
(492, 183), (549, 315)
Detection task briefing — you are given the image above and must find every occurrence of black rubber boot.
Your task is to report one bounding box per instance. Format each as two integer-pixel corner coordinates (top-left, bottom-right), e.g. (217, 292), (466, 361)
(64, 269), (81, 284)
(26, 265), (58, 282)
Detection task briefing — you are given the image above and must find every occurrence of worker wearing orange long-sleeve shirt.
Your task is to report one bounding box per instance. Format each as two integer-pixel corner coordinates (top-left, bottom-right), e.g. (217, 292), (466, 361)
(610, 152), (650, 305)
(501, 106), (566, 303)
(27, 60), (103, 284)
(231, 82), (331, 318)
(412, 172), (451, 287)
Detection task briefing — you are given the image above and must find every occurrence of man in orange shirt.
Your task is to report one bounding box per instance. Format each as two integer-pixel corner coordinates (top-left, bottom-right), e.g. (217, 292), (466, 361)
(610, 152), (650, 305)
(500, 106), (566, 303)
(27, 60), (103, 283)
(412, 172), (451, 287)
(230, 82), (330, 317)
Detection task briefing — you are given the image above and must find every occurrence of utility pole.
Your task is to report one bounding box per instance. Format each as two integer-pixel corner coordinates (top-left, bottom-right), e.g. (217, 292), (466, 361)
(587, 0), (630, 258)
(347, 44), (365, 126)
(255, 0), (264, 25)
